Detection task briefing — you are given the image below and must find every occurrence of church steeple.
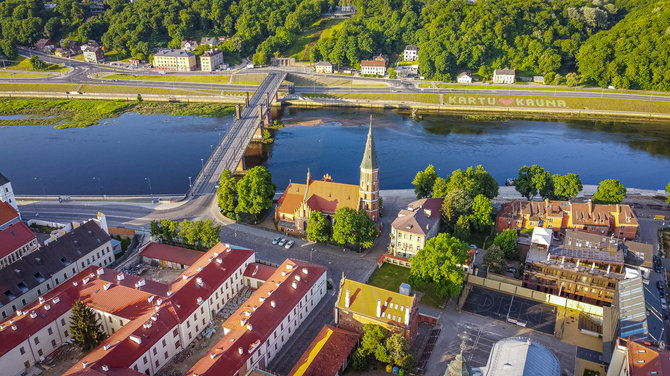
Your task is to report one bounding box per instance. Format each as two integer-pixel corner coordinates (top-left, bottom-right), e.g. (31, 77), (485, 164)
(359, 115), (380, 222)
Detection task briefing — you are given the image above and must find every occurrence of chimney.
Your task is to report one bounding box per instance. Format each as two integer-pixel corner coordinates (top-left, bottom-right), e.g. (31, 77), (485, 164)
(606, 265), (611, 274)
(404, 306), (410, 326)
(97, 212), (109, 235)
(591, 262), (595, 271)
(345, 289), (350, 308)
(561, 256), (565, 265)
(576, 259), (580, 269)
(588, 200), (593, 213)
(376, 299), (382, 318)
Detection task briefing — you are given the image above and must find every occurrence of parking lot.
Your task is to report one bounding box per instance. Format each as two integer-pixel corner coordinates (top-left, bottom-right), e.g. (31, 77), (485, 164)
(462, 286), (557, 335)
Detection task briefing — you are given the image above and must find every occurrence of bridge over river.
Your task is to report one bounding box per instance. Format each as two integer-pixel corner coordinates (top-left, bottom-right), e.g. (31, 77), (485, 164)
(188, 71), (287, 197)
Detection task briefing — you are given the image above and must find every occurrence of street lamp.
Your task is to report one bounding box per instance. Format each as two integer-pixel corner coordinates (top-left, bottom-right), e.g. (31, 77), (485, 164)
(210, 144), (214, 155)
(200, 158), (204, 169)
(145, 177), (152, 198)
(188, 176), (192, 190)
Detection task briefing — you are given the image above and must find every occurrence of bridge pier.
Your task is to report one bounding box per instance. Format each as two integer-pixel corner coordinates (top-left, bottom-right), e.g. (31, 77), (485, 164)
(245, 92), (250, 107)
(236, 158), (246, 174)
(265, 93), (270, 109)
(235, 103), (241, 120)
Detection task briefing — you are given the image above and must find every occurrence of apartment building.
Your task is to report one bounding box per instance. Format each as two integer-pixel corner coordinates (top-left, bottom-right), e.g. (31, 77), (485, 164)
(492, 68), (515, 83)
(360, 54), (387, 76)
(200, 49), (223, 72)
(390, 198), (442, 259)
(153, 49), (196, 72)
(403, 45), (419, 61)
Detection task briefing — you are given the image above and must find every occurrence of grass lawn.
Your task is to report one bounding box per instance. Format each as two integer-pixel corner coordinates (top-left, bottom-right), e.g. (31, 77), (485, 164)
(303, 92), (440, 104)
(0, 71), (55, 78)
(284, 18), (345, 61)
(104, 49), (126, 62)
(288, 74), (387, 87)
(0, 83), (78, 92)
(103, 73), (232, 84)
(367, 263), (445, 308)
(79, 85), (214, 96)
(4, 57), (68, 73)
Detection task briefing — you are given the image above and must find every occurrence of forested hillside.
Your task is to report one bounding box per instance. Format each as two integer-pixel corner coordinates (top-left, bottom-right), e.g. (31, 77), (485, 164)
(0, 0), (667, 90)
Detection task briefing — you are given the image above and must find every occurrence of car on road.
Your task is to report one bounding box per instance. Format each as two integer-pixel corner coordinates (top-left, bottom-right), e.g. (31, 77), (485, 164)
(661, 297), (668, 311)
(278, 238), (287, 247)
(658, 280), (665, 290)
(284, 240), (294, 249)
(272, 236), (281, 245)
(656, 264), (663, 273)
(506, 267), (517, 273)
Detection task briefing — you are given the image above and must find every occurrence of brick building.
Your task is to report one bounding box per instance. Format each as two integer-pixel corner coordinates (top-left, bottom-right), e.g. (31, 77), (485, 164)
(287, 325), (360, 376)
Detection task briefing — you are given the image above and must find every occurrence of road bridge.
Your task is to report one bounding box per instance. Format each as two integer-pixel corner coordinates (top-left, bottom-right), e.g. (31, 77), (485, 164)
(188, 71), (287, 197)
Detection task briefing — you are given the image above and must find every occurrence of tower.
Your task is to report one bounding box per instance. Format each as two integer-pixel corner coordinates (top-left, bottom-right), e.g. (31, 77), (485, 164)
(359, 115), (380, 222)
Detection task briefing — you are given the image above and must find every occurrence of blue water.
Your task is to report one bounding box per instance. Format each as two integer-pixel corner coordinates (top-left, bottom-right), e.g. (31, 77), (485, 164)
(0, 108), (668, 195)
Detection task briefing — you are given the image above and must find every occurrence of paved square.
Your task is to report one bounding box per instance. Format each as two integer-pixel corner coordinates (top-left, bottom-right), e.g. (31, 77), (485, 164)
(462, 286), (557, 335)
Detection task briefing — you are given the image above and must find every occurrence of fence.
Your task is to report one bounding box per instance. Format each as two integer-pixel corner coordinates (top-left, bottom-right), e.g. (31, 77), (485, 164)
(465, 274), (603, 317)
(377, 253), (411, 268)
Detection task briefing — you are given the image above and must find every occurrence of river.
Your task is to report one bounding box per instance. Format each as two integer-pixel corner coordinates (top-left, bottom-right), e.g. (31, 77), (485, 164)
(0, 108), (668, 195)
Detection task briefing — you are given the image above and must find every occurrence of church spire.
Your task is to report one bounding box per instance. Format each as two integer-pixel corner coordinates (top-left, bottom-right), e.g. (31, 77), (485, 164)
(360, 115), (379, 170)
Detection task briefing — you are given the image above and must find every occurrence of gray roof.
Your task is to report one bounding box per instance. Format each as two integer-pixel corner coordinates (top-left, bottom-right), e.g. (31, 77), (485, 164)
(0, 172), (9, 185)
(360, 116), (379, 170)
(392, 198), (442, 235)
(483, 337), (560, 376)
(404, 45), (419, 51)
(315, 61), (332, 66)
(494, 68), (515, 76)
(616, 277), (647, 339)
(0, 221), (110, 308)
(155, 49), (193, 57)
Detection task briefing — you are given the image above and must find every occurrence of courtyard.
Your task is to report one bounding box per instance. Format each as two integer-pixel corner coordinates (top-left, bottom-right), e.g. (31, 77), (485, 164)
(367, 263), (445, 308)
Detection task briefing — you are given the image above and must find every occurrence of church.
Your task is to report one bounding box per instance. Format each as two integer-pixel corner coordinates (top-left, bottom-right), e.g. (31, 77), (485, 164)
(275, 117), (380, 235)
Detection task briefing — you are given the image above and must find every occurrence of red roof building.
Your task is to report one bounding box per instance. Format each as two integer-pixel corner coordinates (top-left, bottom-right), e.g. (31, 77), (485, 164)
(0, 221), (38, 269)
(139, 242), (203, 269)
(288, 325), (360, 376)
(0, 201), (19, 229)
(185, 259), (328, 376)
(243, 262), (277, 289)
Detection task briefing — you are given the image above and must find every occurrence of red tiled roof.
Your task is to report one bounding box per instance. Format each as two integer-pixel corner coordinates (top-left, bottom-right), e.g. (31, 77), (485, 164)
(0, 201), (19, 227)
(0, 221), (36, 259)
(243, 263), (277, 282)
(360, 60), (385, 67)
(627, 339), (670, 376)
(288, 325), (360, 376)
(140, 242), (202, 267)
(186, 259), (327, 376)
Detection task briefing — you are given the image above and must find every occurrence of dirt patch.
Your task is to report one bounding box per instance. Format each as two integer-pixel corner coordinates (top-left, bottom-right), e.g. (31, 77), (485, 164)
(140, 265), (185, 285)
(40, 343), (84, 375)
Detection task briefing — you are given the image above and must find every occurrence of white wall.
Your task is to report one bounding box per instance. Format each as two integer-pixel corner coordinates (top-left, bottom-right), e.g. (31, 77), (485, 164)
(0, 182), (18, 211)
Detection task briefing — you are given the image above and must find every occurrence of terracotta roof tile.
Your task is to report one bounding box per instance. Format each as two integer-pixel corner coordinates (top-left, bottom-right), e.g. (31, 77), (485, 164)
(243, 263), (277, 282)
(0, 221), (35, 258)
(0, 201), (19, 227)
(288, 325), (360, 376)
(139, 242), (203, 267)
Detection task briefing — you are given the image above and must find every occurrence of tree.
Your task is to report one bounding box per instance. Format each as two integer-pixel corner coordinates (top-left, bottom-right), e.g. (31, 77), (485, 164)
(388, 67), (397, 79)
(667, 182), (670, 204)
(30, 55), (48, 70)
(514, 165), (553, 200)
(360, 324), (390, 362)
(470, 194), (492, 230)
(150, 220), (160, 238)
(412, 165), (438, 199)
(565, 72), (579, 87)
(593, 179), (627, 204)
(136, 93), (142, 102)
(553, 173), (583, 200)
(306, 211), (332, 243)
(236, 166), (276, 220)
(69, 300), (107, 352)
(332, 208), (357, 247)
(409, 233), (469, 298)
(0, 38), (17, 60)
(354, 211), (379, 249)
(454, 215), (471, 240)
(156, 219), (178, 244)
(493, 229), (519, 259)
(386, 334), (414, 370)
(432, 176), (449, 199)
(217, 169), (237, 216)
(352, 348), (368, 371)
(482, 245), (506, 273)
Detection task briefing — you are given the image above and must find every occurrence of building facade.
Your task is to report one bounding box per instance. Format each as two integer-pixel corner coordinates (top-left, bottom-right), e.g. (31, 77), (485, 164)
(153, 49), (196, 72)
(457, 71), (472, 83)
(315, 61), (333, 74)
(403, 45), (419, 61)
(275, 118), (380, 234)
(390, 198), (442, 258)
(492, 68), (515, 83)
(83, 47), (104, 63)
(200, 50), (223, 72)
(0, 173), (18, 211)
(496, 199), (638, 239)
(0, 221), (38, 270)
(360, 55), (387, 76)
(334, 278), (418, 345)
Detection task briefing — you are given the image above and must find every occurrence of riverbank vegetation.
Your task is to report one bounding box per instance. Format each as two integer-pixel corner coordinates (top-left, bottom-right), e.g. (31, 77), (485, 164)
(0, 99), (234, 128)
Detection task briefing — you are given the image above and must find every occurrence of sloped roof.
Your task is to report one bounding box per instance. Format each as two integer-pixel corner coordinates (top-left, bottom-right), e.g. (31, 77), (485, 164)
(139, 242), (202, 267)
(288, 325), (360, 376)
(627, 339), (670, 376)
(360, 60), (386, 67)
(360, 118), (379, 170)
(276, 179), (360, 216)
(336, 278), (415, 327)
(494, 68), (515, 76)
(483, 337), (560, 376)
(0, 172), (9, 185)
(391, 198), (442, 235)
(243, 262), (277, 282)
(0, 200), (20, 227)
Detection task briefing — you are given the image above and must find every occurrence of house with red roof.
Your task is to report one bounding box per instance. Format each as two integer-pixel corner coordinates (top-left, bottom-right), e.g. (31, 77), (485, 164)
(0, 221), (38, 269)
(185, 258), (328, 376)
(0, 201), (20, 230)
(0, 172), (18, 212)
(287, 325), (360, 376)
(139, 242), (203, 269)
(275, 119), (380, 235)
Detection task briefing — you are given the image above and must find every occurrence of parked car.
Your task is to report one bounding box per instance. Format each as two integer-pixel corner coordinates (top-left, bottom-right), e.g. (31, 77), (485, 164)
(655, 264), (663, 273)
(506, 267), (517, 273)
(661, 298), (668, 311)
(284, 240), (294, 249)
(272, 236), (281, 245)
(658, 280), (665, 290)
(278, 238), (287, 247)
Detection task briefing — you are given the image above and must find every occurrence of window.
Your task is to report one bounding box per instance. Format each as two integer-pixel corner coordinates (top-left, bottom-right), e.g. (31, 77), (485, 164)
(143, 356), (148, 365)
(155, 360), (159, 367)
(20, 347), (25, 355)
(162, 339), (166, 347)
(64, 330), (69, 337)
(164, 351), (168, 360)
(175, 342), (180, 349)
(173, 329), (178, 337)
(153, 348), (157, 356)
(186, 321), (190, 328)
(48, 327), (53, 335)
(51, 339), (56, 347)
(34, 337), (40, 345)
(38, 349), (43, 357)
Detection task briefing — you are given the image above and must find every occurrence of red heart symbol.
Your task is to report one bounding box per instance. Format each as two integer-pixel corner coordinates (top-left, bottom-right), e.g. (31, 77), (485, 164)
(499, 98), (514, 106)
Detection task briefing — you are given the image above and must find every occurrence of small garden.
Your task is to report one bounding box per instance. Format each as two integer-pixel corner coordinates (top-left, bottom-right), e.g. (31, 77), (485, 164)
(348, 324), (416, 375)
(368, 264), (444, 308)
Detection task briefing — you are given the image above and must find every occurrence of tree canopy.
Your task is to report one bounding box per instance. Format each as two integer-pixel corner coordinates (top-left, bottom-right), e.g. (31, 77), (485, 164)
(514, 165), (553, 200)
(493, 229), (519, 259)
(236, 166), (276, 219)
(592, 179), (627, 204)
(332, 208), (378, 250)
(306, 211), (332, 243)
(412, 164), (438, 199)
(482, 244), (506, 273)
(666, 182), (670, 204)
(217, 169), (237, 217)
(552, 173), (583, 200)
(409, 232), (468, 298)
(69, 300), (107, 352)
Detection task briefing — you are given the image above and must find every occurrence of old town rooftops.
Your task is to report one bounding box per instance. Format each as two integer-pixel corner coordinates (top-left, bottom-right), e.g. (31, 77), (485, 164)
(0, 201), (19, 226)
(287, 325), (360, 376)
(243, 262), (277, 282)
(0, 221), (109, 307)
(336, 278), (415, 327)
(392, 198), (442, 235)
(276, 179), (360, 216)
(139, 242), (203, 267)
(185, 259), (326, 376)
(0, 222), (35, 259)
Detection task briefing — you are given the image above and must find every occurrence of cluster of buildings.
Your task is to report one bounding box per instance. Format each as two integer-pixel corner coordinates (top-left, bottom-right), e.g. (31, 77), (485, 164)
(34, 39), (105, 63)
(275, 118), (380, 234)
(152, 38), (226, 72)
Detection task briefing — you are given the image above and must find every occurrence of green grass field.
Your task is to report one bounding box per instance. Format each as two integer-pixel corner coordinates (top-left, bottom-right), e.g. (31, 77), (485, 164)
(303, 92), (440, 104)
(284, 18), (345, 61)
(288, 74), (387, 87)
(102, 73), (232, 84)
(0, 83), (78, 92)
(0, 71), (55, 78)
(4, 57), (68, 73)
(367, 264), (444, 308)
(79, 85), (214, 96)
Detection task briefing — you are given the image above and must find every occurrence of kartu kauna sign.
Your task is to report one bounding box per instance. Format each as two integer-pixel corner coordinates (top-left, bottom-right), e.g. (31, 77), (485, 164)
(447, 95), (568, 108)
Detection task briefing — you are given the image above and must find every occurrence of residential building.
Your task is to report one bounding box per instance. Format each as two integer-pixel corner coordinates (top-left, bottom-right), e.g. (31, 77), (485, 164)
(180, 40), (199, 52)
(83, 47), (104, 63)
(0, 201), (19, 230)
(139, 242), (202, 269)
(457, 71), (472, 83)
(200, 37), (217, 46)
(479, 337), (560, 376)
(623, 240), (654, 274)
(523, 229), (626, 306)
(0, 220), (112, 320)
(315, 61), (333, 74)
(390, 198), (442, 258)
(0, 220), (38, 270)
(495, 199), (639, 239)
(607, 338), (670, 376)
(403, 45), (419, 61)
(34, 39), (54, 53)
(0, 174), (18, 212)
(287, 325), (360, 376)
(334, 278), (418, 344)
(275, 118), (380, 234)
(360, 56), (386, 76)
(79, 40), (100, 53)
(271, 57), (296, 67)
(200, 49), (223, 72)
(185, 259), (328, 376)
(153, 49), (196, 72)
(492, 68), (515, 83)
(242, 262), (276, 289)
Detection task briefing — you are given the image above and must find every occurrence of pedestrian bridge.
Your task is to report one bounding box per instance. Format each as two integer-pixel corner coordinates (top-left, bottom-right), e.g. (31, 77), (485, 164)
(188, 71), (287, 197)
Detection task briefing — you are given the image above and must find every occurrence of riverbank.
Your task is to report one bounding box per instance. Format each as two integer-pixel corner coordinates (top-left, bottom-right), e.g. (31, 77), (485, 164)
(0, 99), (234, 128)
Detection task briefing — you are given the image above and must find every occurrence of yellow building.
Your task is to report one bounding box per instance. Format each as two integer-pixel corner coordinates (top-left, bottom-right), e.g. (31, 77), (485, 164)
(334, 277), (418, 344)
(153, 49), (196, 72)
(390, 198), (442, 259)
